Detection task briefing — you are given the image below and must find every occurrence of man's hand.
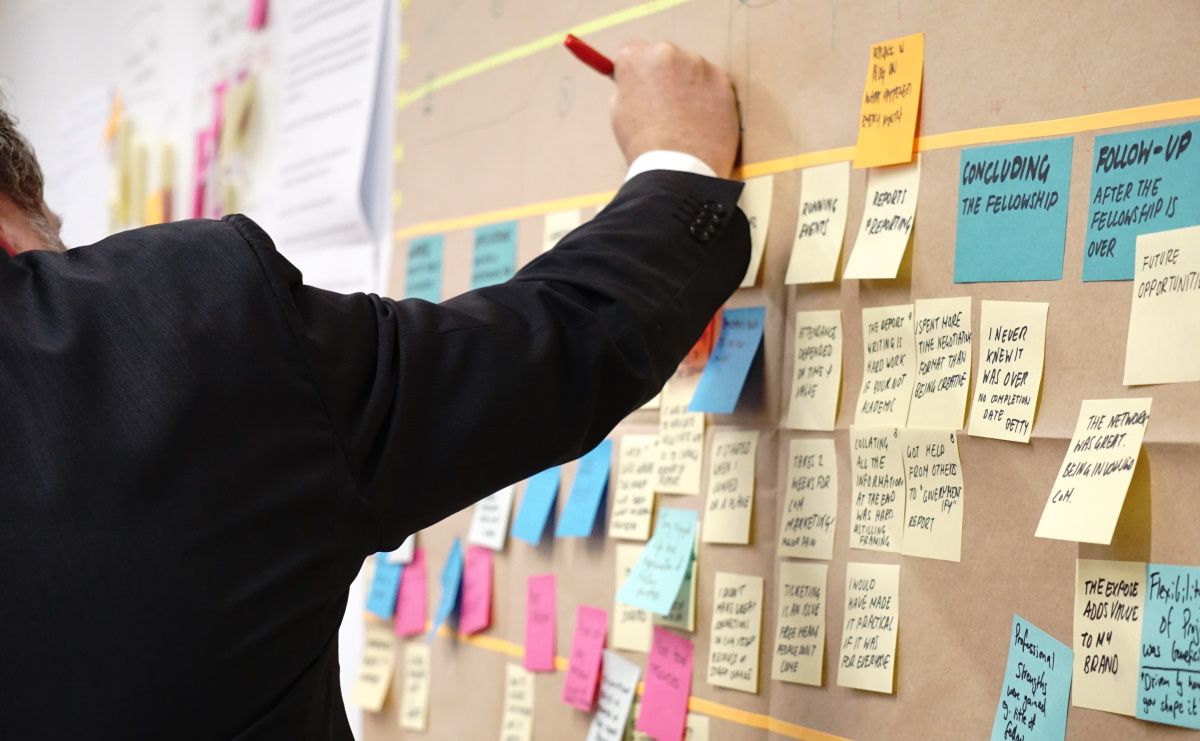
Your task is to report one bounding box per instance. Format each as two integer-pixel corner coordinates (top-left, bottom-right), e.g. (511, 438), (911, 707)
(611, 41), (740, 179)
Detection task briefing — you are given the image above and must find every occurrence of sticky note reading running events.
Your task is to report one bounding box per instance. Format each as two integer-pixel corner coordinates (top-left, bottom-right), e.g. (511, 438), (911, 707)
(853, 33), (924, 169)
(786, 162), (851, 284)
(844, 159), (921, 280)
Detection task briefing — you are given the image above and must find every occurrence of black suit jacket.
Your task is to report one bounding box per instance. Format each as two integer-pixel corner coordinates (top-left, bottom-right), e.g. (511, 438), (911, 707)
(0, 170), (748, 739)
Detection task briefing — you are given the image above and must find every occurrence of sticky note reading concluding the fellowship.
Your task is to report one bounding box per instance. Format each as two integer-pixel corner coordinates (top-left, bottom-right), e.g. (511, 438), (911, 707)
(458, 545), (492, 635)
(690, 306), (767, 414)
(542, 208), (582, 253)
(556, 439), (613, 538)
(990, 615), (1071, 741)
(617, 508), (698, 615)
(855, 304), (915, 426)
(844, 158), (921, 279)
(968, 300), (1048, 443)
(500, 664), (535, 741)
(778, 438), (838, 560)
(657, 368), (705, 495)
(471, 220), (517, 289)
(1035, 398), (1151, 544)
(1073, 559), (1146, 717)
(772, 561), (828, 686)
(899, 429), (964, 562)
(562, 606), (608, 711)
(738, 175), (774, 287)
(609, 435), (657, 541)
(637, 627), (694, 741)
(786, 310), (842, 431)
(405, 234), (443, 302)
(613, 544), (653, 652)
(399, 642), (431, 731)
(786, 162), (851, 284)
(853, 32), (924, 169)
(524, 574), (556, 671)
(837, 562), (900, 694)
(706, 572), (764, 693)
(393, 547), (427, 637)
(350, 624), (396, 712)
(511, 467), (561, 545)
(430, 538), (464, 639)
(849, 427), (905, 552)
(1124, 225), (1200, 385)
(1138, 564), (1200, 729)
(909, 297), (972, 429)
(467, 485), (514, 551)
(365, 553), (404, 620)
(585, 650), (640, 741)
(701, 430), (759, 545)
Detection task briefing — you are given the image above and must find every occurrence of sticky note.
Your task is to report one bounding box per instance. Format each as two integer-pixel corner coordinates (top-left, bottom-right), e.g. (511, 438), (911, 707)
(738, 175), (774, 287)
(786, 310), (843, 431)
(657, 368), (705, 494)
(908, 297), (973, 429)
(1124, 225), (1200, 385)
(1073, 559), (1146, 716)
(899, 429), (965, 562)
(512, 467), (561, 545)
(556, 439), (613, 537)
(655, 539), (698, 633)
(636, 626), (694, 741)
(689, 306), (766, 414)
(1035, 398), (1152, 544)
(386, 534), (415, 564)
(837, 562), (900, 694)
(247, 0), (269, 30)
(399, 642), (431, 731)
(786, 162), (851, 284)
(772, 561), (828, 686)
(459, 545), (492, 635)
(405, 234), (443, 302)
(628, 706), (708, 741)
(967, 300), (1049, 443)
(467, 485), (515, 551)
(990, 615), (1071, 741)
(849, 427), (906, 553)
(350, 624), (396, 711)
(585, 650), (641, 741)
(777, 438), (838, 560)
(609, 435), (657, 541)
(617, 508), (699, 615)
(365, 553), (404, 620)
(393, 547), (427, 637)
(525, 574), (556, 672)
(613, 544), (653, 652)
(500, 663), (535, 741)
(542, 208), (583, 253)
(855, 303), (915, 425)
(844, 158), (921, 279)
(430, 538), (464, 638)
(706, 572), (764, 693)
(471, 220), (517, 289)
(1084, 122), (1200, 281)
(562, 606), (608, 711)
(954, 137), (1074, 282)
(853, 32), (924, 169)
(701, 430), (759, 544)
(1138, 564), (1200, 728)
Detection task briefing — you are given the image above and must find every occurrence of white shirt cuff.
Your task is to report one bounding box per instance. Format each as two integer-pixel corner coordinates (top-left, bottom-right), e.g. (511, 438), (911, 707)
(624, 150), (717, 182)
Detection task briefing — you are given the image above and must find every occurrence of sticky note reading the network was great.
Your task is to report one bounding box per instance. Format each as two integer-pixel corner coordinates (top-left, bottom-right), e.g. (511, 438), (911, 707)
(500, 663), (535, 741)
(467, 485), (515, 551)
(738, 175), (775, 287)
(855, 304), (916, 426)
(706, 572), (764, 693)
(1124, 225), (1200, 385)
(786, 310), (843, 431)
(471, 220), (517, 289)
(853, 32), (924, 169)
(585, 650), (641, 741)
(786, 162), (851, 284)
(1073, 559), (1146, 717)
(613, 545), (653, 652)
(954, 137), (1074, 282)
(430, 538), (464, 638)
(542, 208), (583, 253)
(405, 234), (443, 302)
(845, 159), (921, 279)
(990, 615), (1071, 741)
(458, 545), (492, 635)
(511, 467), (561, 545)
(849, 427), (905, 553)
(365, 553), (404, 620)
(562, 606), (608, 711)
(701, 429), (759, 545)
(778, 438), (838, 560)
(393, 548), (427, 637)
(837, 562), (900, 694)
(967, 300), (1049, 443)
(350, 624), (396, 711)
(909, 297), (972, 429)
(1138, 564), (1200, 729)
(399, 642), (431, 731)
(772, 561), (828, 686)
(1085, 122), (1200, 281)
(524, 574), (556, 672)
(609, 435), (658, 541)
(617, 508), (698, 615)
(657, 368), (705, 494)
(689, 306), (767, 414)
(636, 627), (694, 741)
(899, 428), (965, 562)
(556, 439), (613, 538)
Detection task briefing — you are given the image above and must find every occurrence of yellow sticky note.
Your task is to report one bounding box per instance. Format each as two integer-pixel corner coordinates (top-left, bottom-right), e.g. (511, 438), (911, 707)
(1072, 559), (1147, 716)
(350, 624), (396, 712)
(777, 438), (838, 560)
(143, 190), (165, 226)
(626, 706), (709, 741)
(700, 430), (759, 545)
(899, 428), (964, 562)
(849, 427), (905, 553)
(771, 561), (828, 686)
(706, 572), (764, 693)
(612, 544), (653, 652)
(398, 642), (431, 730)
(609, 434), (658, 541)
(786, 162), (851, 284)
(638, 391), (662, 411)
(853, 32), (924, 169)
(908, 297), (972, 429)
(837, 562), (900, 694)
(499, 663), (535, 741)
(1035, 399), (1152, 544)
(656, 369), (705, 495)
(855, 304), (915, 426)
(654, 535), (699, 633)
(738, 175), (774, 287)
(967, 300), (1049, 443)
(1124, 225), (1200, 385)
(844, 158), (921, 279)
(542, 208), (583, 254)
(786, 310), (842, 431)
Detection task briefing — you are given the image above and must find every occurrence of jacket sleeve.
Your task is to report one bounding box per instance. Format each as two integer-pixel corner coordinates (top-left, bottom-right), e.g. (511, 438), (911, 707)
(249, 169), (748, 551)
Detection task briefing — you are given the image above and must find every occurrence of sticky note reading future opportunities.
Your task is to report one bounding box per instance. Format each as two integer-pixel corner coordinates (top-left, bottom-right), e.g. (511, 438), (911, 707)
(701, 430), (759, 545)
(471, 220), (517, 289)
(778, 438), (838, 560)
(609, 435), (658, 541)
(849, 427), (905, 553)
(786, 310), (843, 431)
(636, 627), (694, 741)
(853, 32), (924, 169)
(617, 508), (699, 615)
(585, 650), (641, 741)
(738, 175), (774, 287)
(772, 561), (828, 687)
(968, 300), (1049, 443)
(562, 606), (608, 711)
(524, 574), (556, 672)
(350, 624), (396, 711)
(500, 664), (535, 741)
(990, 615), (1071, 741)
(908, 297), (972, 429)
(430, 538), (464, 639)
(393, 547), (427, 637)
(1124, 225), (1200, 385)
(542, 208), (583, 253)
(613, 544), (653, 652)
(786, 162), (851, 284)
(1073, 559), (1146, 717)
(706, 572), (764, 693)
(689, 306), (767, 414)
(844, 158), (921, 279)
(405, 234), (443, 302)
(657, 368), (705, 495)
(365, 553), (404, 620)
(899, 429), (965, 562)
(458, 545), (492, 636)
(511, 467), (561, 545)
(556, 439), (613, 537)
(855, 304), (915, 426)
(1138, 564), (1200, 729)
(837, 562), (900, 694)
(399, 642), (431, 731)
(467, 485), (514, 551)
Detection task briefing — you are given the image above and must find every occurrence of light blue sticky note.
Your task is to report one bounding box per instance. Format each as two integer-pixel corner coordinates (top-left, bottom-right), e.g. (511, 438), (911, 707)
(615, 508), (698, 615)
(1137, 564), (1200, 729)
(554, 440), (613, 538)
(429, 538), (464, 640)
(511, 467), (561, 545)
(1084, 122), (1200, 281)
(990, 614), (1072, 741)
(688, 306), (766, 414)
(954, 137), (1073, 282)
(364, 553), (404, 620)
(471, 220), (518, 289)
(405, 234), (444, 302)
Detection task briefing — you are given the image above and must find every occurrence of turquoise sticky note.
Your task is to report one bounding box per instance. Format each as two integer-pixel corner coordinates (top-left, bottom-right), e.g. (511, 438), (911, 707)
(555, 440), (613, 538)
(471, 221), (518, 289)
(615, 508), (698, 615)
(688, 306), (766, 414)
(405, 234), (443, 302)
(364, 553), (404, 620)
(1137, 564), (1200, 729)
(511, 467), (561, 545)
(954, 137), (1073, 282)
(990, 614), (1072, 741)
(429, 538), (464, 639)
(1084, 122), (1200, 281)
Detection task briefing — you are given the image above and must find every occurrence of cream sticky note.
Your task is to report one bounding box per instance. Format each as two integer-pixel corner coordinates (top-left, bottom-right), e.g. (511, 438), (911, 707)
(500, 663), (535, 741)
(585, 650), (640, 741)
(706, 572), (764, 693)
(837, 562), (900, 694)
(1124, 225), (1200, 385)
(610, 434), (658, 541)
(657, 369), (705, 495)
(777, 438), (838, 560)
(655, 538), (698, 633)
(701, 430), (759, 545)
(1035, 398), (1152, 544)
(853, 32), (924, 169)
(855, 304), (916, 426)
(738, 175), (775, 287)
(627, 706), (709, 741)
(467, 485), (515, 551)
(543, 208), (583, 253)
(967, 300), (1049, 443)
(399, 642), (431, 730)
(1072, 559), (1146, 716)
(786, 162), (852, 284)
(909, 297), (973, 429)
(899, 429), (965, 562)
(844, 158), (921, 279)
(613, 544), (653, 652)
(786, 310), (843, 431)
(849, 427), (905, 553)
(562, 606), (608, 711)
(771, 561), (828, 686)
(350, 624), (396, 712)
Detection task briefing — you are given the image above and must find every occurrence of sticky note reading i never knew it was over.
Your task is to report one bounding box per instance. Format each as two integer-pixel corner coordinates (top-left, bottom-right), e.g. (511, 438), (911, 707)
(562, 606), (608, 711)
(786, 162), (851, 284)
(524, 574), (556, 672)
(853, 33), (924, 169)
(849, 427), (905, 553)
(636, 627), (694, 741)
(738, 175), (774, 287)
(471, 220), (517, 289)
(556, 439), (613, 538)
(405, 234), (443, 302)
(617, 508), (698, 615)
(844, 159), (922, 280)
(967, 300), (1049, 443)
(786, 310), (842, 431)
(1124, 224), (1200, 385)
(1073, 558), (1146, 717)
(689, 306), (767, 414)
(990, 615), (1071, 741)
(855, 303), (915, 426)
(837, 562), (900, 694)
(778, 438), (838, 560)
(701, 429), (759, 545)
(511, 467), (561, 546)
(908, 297), (972, 430)
(1138, 564), (1200, 729)
(609, 434), (657, 541)
(772, 561), (828, 687)
(706, 572), (764, 693)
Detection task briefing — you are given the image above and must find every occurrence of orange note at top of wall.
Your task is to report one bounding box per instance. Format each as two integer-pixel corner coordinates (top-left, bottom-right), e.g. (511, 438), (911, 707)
(853, 32), (925, 169)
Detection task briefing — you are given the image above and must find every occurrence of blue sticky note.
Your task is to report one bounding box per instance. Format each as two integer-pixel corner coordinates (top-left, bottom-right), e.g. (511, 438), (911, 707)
(1084, 122), (1200, 281)
(615, 508), (698, 615)
(688, 306), (766, 414)
(511, 467), (561, 545)
(405, 234), (444, 302)
(554, 440), (613, 538)
(471, 221), (518, 289)
(954, 137), (1074, 282)
(364, 553), (404, 620)
(429, 538), (464, 639)
(1137, 564), (1200, 729)
(990, 614), (1072, 741)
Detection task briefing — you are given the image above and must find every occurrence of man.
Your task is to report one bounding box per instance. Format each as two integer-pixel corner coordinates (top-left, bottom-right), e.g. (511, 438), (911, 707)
(0, 42), (748, 739)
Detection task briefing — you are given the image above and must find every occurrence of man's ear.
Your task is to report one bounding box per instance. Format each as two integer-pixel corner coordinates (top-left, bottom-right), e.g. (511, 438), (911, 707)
(0, 233), (15, 257)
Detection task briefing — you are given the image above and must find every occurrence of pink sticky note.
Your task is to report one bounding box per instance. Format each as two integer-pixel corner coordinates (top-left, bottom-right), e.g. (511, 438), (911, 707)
(524, 574), (556, 672)
(561, 605), (607, 711)
(393, 548), (427, 637)
(458, 546), (493, 636)
(636, 626), (694, 741)
(247, 0), (269, 30)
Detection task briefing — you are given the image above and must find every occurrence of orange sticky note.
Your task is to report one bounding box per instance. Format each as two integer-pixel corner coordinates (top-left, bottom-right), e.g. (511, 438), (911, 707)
(853, 32), (924, 169)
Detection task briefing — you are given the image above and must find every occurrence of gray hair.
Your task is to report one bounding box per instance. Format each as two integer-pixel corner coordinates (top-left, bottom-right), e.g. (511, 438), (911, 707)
(0, 104), (65, 251)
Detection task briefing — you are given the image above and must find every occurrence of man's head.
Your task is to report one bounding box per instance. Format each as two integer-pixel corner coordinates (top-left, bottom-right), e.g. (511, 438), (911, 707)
(0, 105), (65, 255)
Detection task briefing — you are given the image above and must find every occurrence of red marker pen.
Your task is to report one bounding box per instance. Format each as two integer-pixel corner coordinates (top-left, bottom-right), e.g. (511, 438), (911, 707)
(563, 34), (614, 78)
